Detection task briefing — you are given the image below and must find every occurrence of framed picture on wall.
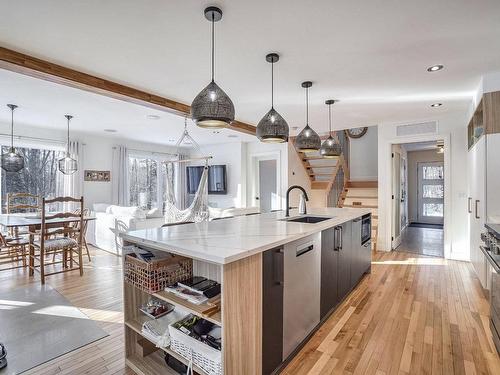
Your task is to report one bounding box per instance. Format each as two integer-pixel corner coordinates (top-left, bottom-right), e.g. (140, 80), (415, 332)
(84, 170), (111, 182)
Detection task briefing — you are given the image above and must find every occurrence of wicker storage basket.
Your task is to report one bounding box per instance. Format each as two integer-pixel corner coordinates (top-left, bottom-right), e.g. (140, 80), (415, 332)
(124, 254), (192, 294)
(168, 324), (222, 375)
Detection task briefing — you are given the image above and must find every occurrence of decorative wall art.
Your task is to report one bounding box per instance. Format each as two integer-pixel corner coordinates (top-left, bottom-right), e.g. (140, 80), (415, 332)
(84, 170), (110, 182)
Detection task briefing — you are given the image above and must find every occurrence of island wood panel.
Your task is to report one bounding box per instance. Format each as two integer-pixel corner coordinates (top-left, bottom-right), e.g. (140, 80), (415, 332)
(0, 46), (257, 136)
(484, 91), (500, 135)
(222, 252), (263, 375)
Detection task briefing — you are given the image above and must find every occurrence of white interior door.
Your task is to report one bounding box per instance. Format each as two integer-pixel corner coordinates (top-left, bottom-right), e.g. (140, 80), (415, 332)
(392, 151), (402, 249)
(417, 161), (444, 225)
(258, 159), (277, 213)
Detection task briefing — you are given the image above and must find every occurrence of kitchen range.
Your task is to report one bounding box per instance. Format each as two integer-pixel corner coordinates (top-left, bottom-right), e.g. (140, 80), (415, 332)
(481, 223), (500, 354)
(120, 206), (371, 375)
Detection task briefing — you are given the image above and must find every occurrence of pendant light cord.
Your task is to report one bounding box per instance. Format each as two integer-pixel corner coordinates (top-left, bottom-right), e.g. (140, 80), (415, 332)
(67, 117), (70, 154)
(305, 86), (309, 125)
(271, 61), (274, 109)
(328, 103), (332, 136)
(10, 107), (14, 149)
(211, 14), (215, 82)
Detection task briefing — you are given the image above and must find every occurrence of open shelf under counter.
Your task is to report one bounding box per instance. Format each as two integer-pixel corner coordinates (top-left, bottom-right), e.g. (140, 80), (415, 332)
(124, 319), (210, 375)
(153, 289), (221, 325)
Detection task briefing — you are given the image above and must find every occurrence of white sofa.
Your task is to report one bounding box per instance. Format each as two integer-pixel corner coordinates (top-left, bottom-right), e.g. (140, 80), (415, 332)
(87, 204), (165, 255)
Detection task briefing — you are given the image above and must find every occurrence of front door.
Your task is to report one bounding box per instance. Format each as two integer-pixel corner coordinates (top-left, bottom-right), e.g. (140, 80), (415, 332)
(417, 161), (444, 225)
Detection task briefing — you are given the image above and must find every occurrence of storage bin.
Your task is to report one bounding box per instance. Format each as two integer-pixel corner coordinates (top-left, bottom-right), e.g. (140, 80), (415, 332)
(124, 253), (192, 294)
(168, 323), (222, 375)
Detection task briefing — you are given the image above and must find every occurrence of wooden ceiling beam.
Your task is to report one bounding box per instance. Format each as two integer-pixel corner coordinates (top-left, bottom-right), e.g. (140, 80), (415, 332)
(0, 46), (257, 136)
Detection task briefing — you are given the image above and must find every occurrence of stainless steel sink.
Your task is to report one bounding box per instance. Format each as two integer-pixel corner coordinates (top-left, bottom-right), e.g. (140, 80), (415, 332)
(281, 215), (332, 224)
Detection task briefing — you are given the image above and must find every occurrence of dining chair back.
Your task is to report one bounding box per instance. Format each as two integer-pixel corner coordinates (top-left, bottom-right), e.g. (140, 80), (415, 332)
(29, 196), (85, 284)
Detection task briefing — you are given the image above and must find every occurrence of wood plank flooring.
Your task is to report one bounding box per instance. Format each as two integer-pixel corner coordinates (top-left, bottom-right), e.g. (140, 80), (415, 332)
(1, 247), (499, 374)
(284, 251), (500, 375)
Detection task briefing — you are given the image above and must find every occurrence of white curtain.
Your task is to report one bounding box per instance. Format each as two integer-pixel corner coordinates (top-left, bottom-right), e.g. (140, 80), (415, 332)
(58, 141), (83, 211)
(112, 145), (129, 205)
(174, 153), (188, 209)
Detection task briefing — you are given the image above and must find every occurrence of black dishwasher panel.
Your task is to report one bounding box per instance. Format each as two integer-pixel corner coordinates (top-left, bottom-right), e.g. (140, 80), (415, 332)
(321, 228), (339, 319)
(262, 247), (284, 375)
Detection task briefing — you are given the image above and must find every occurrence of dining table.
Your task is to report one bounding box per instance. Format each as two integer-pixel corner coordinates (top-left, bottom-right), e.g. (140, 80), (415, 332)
(0, 213), (95, 274)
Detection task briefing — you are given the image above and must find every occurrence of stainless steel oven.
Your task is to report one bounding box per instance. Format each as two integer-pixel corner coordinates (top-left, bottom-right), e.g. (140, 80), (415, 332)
(361, 214), (371, 245)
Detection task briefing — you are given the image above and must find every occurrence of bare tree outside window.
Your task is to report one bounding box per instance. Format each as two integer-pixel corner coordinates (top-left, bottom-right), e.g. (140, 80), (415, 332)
(128, 156), (159, 210)
(1, 145), (64, 212)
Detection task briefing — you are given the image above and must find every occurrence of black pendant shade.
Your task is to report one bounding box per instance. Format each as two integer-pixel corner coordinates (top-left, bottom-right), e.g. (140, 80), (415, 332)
(295, 81), (321, 152)
(256, 53), (289, 143)
(1, 104), (24, 173)
(320, 99), (342, 158)
(191, 6), (235, 129)
(58, 115), (78, 175)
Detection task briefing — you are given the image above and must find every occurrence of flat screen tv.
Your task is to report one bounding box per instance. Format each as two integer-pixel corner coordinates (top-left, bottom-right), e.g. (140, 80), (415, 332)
(186, 165), (227, 195)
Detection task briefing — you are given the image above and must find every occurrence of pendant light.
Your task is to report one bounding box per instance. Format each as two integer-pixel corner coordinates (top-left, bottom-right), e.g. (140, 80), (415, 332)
(295, 81), (321, 152)
(256, 53), (289, 143)
(1, 104), (24, 173)
(58, 115), (78, 175)
(320, 100), (342, 158)
(191, 6), (235, 129)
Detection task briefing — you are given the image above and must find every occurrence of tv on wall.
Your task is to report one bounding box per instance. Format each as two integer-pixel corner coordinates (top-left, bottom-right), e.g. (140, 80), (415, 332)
(186, 165), (227, 195)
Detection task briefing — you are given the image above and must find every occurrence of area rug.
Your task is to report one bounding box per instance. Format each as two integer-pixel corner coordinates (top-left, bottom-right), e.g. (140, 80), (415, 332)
(0, 283), (108, 374)
(408, 222), (443, 229)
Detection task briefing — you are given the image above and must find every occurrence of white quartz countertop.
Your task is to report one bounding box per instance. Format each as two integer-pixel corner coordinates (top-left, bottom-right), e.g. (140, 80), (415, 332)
(121, 207), (371, 265)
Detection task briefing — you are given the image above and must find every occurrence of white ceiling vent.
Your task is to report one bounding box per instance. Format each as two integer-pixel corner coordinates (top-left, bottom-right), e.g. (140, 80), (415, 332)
(396, 121), (438, 137)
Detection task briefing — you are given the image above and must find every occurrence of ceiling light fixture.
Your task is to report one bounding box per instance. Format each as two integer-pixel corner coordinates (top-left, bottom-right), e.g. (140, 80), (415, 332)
(146, 114), (161, 120)
(427, 64), (444, 72)
(320, 100), (342, 158)
(295, 81), (321, 152)
(191, 6), (235, 129)
(104, 129), (117, 133)
(58, 115), (78, 175)
(256, 53), (289, 143)
(431, 103), (443, 107)
(1, 104), (24, 173)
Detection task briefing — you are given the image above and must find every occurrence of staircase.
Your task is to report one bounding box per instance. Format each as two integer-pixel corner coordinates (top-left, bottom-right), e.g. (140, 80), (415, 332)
(339, 181), (379, 251)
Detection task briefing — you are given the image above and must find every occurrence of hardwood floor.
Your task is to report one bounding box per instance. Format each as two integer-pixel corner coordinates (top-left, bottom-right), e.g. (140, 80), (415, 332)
(284, 251), (500, 375)
(1, 247), (499, 374)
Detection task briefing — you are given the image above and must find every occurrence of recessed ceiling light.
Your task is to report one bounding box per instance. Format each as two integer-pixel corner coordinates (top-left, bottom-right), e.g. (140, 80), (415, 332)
(213, 130), (221, 134)
(228, 134), (238, 138)
(146, 114), (161, 120)
(291, 126), (299, 131)
(427, 64), (444, 72)
(431, 103), (443, 107)
(168, 139), (175, 142)
(104, 129), (117, 133)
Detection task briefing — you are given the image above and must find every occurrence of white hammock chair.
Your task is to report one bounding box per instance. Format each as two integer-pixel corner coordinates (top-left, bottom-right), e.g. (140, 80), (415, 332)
(163, 117), (210, 224)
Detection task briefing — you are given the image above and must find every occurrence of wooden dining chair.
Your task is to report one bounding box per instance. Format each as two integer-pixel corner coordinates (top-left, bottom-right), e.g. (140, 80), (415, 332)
(7, 192), (40, 237)
(28, 196), (84, 285)
(0, 231), (29, 271)
(53, 208), (91, 262)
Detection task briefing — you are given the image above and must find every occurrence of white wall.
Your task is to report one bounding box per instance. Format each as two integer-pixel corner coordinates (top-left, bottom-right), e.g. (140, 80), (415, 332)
(194, 142), (246, 208)
(0, 123), (178, 209)
(349, 125), (378, 181)
(378, 114), (469, 260)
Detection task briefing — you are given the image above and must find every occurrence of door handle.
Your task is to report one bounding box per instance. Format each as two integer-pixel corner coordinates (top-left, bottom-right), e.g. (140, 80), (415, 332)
(468, 197), (472, 213)
(273, 248), (284, 285)
(339, 226), (343, 250)
(475, 200), (480, 219)
(334, 227), (340, 251)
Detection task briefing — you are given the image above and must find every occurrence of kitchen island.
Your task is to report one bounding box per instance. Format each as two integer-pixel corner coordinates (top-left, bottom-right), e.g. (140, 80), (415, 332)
(121, 207), (372, 375)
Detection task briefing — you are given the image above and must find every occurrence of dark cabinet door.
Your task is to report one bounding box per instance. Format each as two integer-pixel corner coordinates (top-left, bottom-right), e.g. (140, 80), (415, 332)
(262, 247), (284, 375)
(350, 217), (363, 286)
(321, 228), (339, 319)
(337, 222), (352, 301)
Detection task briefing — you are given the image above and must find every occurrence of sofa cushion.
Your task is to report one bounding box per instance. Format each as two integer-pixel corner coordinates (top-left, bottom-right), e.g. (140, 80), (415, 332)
(93, 203), (111, 213)
(106, 205), (146, 219)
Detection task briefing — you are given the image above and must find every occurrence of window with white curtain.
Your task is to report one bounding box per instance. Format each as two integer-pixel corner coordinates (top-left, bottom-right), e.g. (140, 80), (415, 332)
(0, 143), (66, 213)
(128, 152), (175, 212)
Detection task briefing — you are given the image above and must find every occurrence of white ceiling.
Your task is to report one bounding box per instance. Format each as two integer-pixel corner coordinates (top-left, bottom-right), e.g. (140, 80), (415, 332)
(1, 0), (500, 140)
(0, 69), (255, 145)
